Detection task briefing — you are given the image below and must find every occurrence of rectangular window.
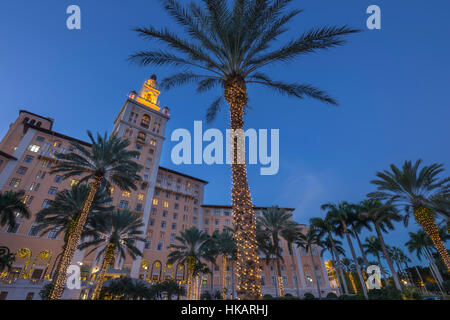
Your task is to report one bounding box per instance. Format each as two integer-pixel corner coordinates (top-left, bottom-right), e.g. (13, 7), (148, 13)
(42, 199), (51, 208)
(53, 176), (62, 183)
(173, 213), (178, 220)
(48, 229), (58, 239)
(16, 166), (28, 175)
(204, 219), (209, 225)
(136, 203), (143, 212)
(146, 158), (152, 164)
(138, 193), (144, 201)
(36, 136), (45, 142)
(28, 225), (40, 236)
(23, 155), (34, 163)
(26, 196), (34, 205)
(164, 201), (169, 208)
(122, 191), (130, 197)
(171, 223), (176, 230)
(28, 144), (40, 152)
(152, 198), (158, 205)
(149, 219), (155, 226)
(7, 223), (20, 233)
(162, 210), (168, 217)
(9, 178), (21, 188)
(34, 183), (40, 192)
(161, 221), (166, 228)
(119, 200), (129, 209)
(71, 180), (79, 186)
(48, 187), (58, 195)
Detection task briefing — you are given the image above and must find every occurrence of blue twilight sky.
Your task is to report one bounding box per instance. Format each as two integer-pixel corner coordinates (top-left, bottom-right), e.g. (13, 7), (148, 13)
(1, 1), (449, 266)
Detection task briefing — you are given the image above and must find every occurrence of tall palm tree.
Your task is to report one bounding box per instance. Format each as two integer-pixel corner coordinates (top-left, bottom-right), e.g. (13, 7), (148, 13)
(368, 159), (450, 271)
(405, 229), (445, 288)
(130, 0), (359, 299)
(0, 190), (30, 229)
(363, 235), (388, 287)
(318, 236), (346, 294)
(297, 227), (322, 299)
(167, 227), (214, 300)
(79, 209), (145, 300)
(34, 184), (112, 242)
(311, 215), (349, 294)
(211, 229), (236, 299)
(280, 223), (303, 297)
(348, 204), (372, 269)
(359, 199), (403, 290)
(257, 206), (296, 297)
(48, 131), (142, 299)
(321, 201), (368, 299)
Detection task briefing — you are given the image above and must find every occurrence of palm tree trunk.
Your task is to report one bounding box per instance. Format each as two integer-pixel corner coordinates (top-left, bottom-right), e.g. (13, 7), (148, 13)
(424, 247), (444, 285)
(341, 220), (368, 299)
(310, 251), (322, 299)
(49, 175), (102, 300)
(289, 247), (301, 297)
(352, 227), (370, 269)
(222, 255), (227, 300)
(329, 233), (348, 294)
(225, 78), (261, 300)
(328, 246), (342, 295)
(187, 256), (195, 300)
(231, 261), (235, 299)
(273, 235), (284, 297)
(414, 207), (450, 271)
(210, 261), (214, 293)
(91, 243), (115, 300)
(376, 255), (389, 288)
(375, 226), (402, 290)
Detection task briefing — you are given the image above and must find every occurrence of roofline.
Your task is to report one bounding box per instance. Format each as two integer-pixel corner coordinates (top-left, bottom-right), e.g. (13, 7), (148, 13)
(0, 151), (17, 161)
(158, 166), (208, 184)
(201, 204), (296, 211)
(19, 110), (54, 129)
(25, 124), (92, 147)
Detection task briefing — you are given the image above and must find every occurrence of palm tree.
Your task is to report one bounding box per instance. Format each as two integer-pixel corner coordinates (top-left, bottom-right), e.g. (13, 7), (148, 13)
(0, 190), (30, 229)
(130, 0), (359, 299)
(368, 160), (450, 271)
(348, 204), (372, 269)
(0, 246), (15, 273)
(321, 201), (368, 299)
(152, 279), (187, 300)
(280, 224), (303, 297)
(297, 227), (322, 299)
(167, 227), (214, 300)
(78, 209), (145, 300)
(311, 215), (349, 294)
(48, 131), (142, 299)
(359, 199), (403, 290)
(257, 206), (297, 297)
(318, 236), (346, 294)
(405, 229), (445, 289)
(211, 229), (236, 299)
(34, 184), (112, 242)
(100, 277), (153, 300)
(363, 235), (388, 287)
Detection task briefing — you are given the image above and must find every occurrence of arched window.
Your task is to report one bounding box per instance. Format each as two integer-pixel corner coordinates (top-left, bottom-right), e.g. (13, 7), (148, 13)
(23, 117), (29, 124)
(137, 131), (146, 144)
(29, 119), (36, 126)
(141, 114), (150, 128)
(36, 121), (42, 128)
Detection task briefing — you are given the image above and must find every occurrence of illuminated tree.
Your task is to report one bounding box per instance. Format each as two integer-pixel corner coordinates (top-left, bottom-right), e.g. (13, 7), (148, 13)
(368, 160), (450, 272)
(79, 209), (145, 300)
(130, 0), (359, 299)
(48, 131), (141, 299)
(167, 227), (214, 300)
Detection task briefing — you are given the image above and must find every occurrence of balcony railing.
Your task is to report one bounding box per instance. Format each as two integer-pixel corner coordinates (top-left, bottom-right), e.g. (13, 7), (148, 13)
(155, 181), (195, 197)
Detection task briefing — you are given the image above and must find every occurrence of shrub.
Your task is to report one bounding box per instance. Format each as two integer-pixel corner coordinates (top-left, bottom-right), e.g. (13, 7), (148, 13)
(262, 294), (274, 300)
(402, 286), (422, 300)
(368, 288), (402, 300)
(303, 292), (315, 300)
(326, 292), (338, 299)
(200, 291), (212, 300)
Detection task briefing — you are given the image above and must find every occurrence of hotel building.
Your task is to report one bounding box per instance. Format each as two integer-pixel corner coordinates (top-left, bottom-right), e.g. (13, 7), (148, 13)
(0, 77), (332, 300)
